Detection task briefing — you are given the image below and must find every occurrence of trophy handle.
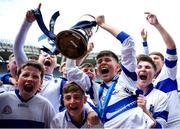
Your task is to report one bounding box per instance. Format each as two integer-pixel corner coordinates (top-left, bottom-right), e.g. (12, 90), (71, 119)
(78, 14), (99, 32)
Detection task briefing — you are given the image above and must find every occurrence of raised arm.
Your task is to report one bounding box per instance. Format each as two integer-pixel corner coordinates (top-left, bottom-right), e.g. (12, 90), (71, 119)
(141, 28), (149, 55)
(145, 12), (176, 49)
(13, 4), (41, 68)
(96, 15), (137, 90)
(96, 15), (120, 37)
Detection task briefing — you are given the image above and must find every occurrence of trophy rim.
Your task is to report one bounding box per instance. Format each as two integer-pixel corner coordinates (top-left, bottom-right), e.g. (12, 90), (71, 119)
(55, 29), (87, 59)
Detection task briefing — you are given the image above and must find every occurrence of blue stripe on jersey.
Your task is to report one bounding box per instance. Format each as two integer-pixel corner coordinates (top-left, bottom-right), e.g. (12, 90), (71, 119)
(59, 78), (67, 112)
(166, 48), (177, 55)
(165, 59), (177, 68)
(105, 96), (137, 122)
(65, 111), (87, 128)
(121, 65), (137, 81)
(116, 31), (129, 43)
(86, 78), (94, 100)
(155, 79), (177, 93)
(153, 111), (169, 121)
(154, 121), (162, 128)
(0, 119), (44, 128)
(143, 41), (148, 47)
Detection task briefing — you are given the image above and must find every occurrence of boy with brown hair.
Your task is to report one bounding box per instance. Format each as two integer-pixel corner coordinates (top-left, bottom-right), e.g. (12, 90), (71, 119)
(0, 61), (55, 128)
(51, 81), (102, 128)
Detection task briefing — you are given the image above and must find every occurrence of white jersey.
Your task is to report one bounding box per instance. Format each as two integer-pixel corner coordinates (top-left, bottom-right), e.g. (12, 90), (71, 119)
(145, 84), (168, 128)
(66, 32), (154, 128)
(39, 74), (67, 113)
(0, 84), (16, 94)
(176, 77), (180, 97)
(0, 89), (55, 128)
(50, 109), (103, 128)
(153, 49), (180, 128)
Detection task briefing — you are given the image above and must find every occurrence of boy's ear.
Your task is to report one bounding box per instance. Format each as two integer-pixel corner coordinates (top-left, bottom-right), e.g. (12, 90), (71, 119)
(116, 63), (121, 73)
(84, 96), (87, 104)
(6, 64), (10, 71)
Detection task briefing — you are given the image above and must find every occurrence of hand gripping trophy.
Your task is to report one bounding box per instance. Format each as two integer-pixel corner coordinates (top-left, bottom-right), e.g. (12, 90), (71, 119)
(33, 7), (98, 59)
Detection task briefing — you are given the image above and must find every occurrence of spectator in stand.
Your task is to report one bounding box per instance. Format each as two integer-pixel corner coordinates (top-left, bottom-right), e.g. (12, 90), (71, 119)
(0, 54), (17, 86)
(0, 54), (18, 93)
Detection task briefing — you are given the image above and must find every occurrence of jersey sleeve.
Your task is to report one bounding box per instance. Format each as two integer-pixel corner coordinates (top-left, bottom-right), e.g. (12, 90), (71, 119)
(164, 49), (177, 79)
(66, 59), (95, 92)
(13, 20), (30, 68)
(142, 41), (149, 55)
(154, 49), (178, 92)
(116, 32), (137, 91)
(153, 91), (168, 128)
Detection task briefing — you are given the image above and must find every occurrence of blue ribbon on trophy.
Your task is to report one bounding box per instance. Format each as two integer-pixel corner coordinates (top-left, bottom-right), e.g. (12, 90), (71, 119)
(33, 8), (98, 59)
(38, 11), (60, 45)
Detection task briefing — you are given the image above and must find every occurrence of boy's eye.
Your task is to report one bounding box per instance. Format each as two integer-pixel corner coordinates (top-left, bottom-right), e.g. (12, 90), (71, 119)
(83, 69), (88, 72)
(22, 73), (29, 77)
(50, 55), (55, 58)
(145, 66), (151, 69)
(74, 96), (81, 100)
(64, 96), (71, 101)
(73, 94), (83, 100)
(32, 75), (40, 79)
(137, 65), (142, 69)
(90, 69), (94, 72)
(97, 59), (102, 64)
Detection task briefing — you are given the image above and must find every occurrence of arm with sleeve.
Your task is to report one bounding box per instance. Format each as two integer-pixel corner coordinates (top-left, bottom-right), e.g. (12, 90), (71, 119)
(142, 41), (149, 55)
(13, 20), (30, 68)
(117, 32), (137, 93)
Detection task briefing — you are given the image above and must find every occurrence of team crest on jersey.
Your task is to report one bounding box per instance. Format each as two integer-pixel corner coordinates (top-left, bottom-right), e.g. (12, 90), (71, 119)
(1, 105), (12, 114)
(112, 89), (120, 95)
(18, 103), (29, 107)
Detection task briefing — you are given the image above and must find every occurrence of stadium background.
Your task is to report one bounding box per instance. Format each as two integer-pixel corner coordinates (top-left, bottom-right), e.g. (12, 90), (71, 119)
(0, 38), (98, 77)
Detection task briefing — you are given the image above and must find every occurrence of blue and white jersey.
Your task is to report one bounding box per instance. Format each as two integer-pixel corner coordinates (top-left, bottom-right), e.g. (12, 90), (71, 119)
(0, 73), (12, 85)
(0, 89), (55, 128)
(176, 77), (180, 97)
(153, 49), (180, 128)
(50, 109), (103, 128)
(66, 32), (154, 128)
(145, 84), (168, 128)
(142, 41), (149, 55)
(40, 74), (67, 113)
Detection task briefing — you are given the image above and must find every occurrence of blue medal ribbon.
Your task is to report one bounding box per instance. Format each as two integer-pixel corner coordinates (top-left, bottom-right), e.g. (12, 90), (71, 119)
(98, 75), (119, 122)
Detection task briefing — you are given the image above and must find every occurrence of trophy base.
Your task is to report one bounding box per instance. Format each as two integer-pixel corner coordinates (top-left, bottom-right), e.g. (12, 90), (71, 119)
(56, 30), (87, 59)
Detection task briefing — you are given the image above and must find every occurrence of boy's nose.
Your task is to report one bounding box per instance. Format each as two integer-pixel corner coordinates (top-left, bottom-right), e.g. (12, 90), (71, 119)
(27, 76), (34, 81)
(70, 98), (76, 103)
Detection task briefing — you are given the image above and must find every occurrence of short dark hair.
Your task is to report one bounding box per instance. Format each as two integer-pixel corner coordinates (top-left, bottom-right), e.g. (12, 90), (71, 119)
(63, 81), (85, 96)
(17, 60), (44, 79)
(8, 53), (15, 61)
(27, 54), (39, 60)
(80, 63), (94, 69)
(137, 54), (157, 72)
(96, 50), (119, 63)
(149, 51), (164, 61)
